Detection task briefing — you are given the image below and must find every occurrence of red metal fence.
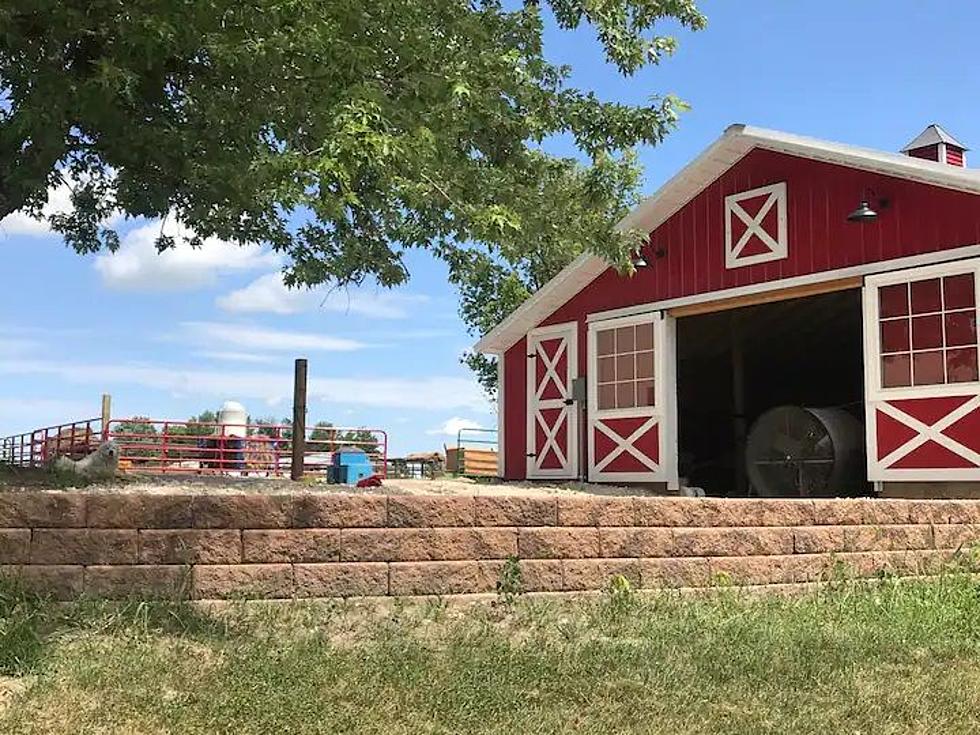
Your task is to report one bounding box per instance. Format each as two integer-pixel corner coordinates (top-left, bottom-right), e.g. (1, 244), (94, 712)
(105, 419), (387, 478)
(1, 418), (104, 468)
(2, 418), (387, 480)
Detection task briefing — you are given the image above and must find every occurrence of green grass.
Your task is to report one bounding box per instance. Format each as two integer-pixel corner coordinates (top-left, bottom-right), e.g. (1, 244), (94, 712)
(4, 575), (980, 733)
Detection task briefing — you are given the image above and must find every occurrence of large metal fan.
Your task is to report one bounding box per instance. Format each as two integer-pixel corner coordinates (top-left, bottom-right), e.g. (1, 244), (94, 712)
(745, 406), (864, 498)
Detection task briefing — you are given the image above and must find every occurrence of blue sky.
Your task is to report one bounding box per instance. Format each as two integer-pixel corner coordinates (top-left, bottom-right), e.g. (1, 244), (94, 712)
(2, 1), (979, 455)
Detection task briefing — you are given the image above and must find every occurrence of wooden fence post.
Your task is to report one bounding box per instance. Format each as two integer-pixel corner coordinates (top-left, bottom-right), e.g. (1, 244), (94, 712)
(101, 393), (112, 441)
(291, 359), (308, 480)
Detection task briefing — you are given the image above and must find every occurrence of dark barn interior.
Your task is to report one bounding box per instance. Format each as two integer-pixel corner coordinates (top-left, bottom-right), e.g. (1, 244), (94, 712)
(675, 288), (866, 496)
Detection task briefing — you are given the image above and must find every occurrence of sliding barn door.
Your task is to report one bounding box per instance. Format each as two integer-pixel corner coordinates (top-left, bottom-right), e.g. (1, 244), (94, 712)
(864, 259), (980, 481)
(526, 322), (579, 479)
(587, 311), (676, 485)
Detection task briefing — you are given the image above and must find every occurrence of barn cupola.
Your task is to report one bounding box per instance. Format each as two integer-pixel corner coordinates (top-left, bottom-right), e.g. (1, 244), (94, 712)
(901, 124), (968, 167)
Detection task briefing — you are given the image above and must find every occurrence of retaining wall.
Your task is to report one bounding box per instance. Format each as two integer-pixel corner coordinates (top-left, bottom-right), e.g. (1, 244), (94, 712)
(2, 493), (980, 600)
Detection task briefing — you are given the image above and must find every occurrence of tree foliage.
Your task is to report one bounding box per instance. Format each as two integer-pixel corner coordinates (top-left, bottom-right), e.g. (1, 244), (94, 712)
(1, 0), (704, 288)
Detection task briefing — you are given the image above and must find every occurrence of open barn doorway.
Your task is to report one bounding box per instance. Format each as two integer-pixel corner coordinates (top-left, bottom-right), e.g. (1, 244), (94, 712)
(674, 287), (869, 497)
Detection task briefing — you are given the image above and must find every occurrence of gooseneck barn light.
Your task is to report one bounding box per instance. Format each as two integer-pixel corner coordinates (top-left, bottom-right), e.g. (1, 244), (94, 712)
(847, 200), (878, 223)
(631, 251), (649, 268)
(847, 188), (889, 223)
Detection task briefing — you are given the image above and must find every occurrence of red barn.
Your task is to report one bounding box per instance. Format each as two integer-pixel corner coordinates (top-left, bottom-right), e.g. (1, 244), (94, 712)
(476, 124), (980, 498)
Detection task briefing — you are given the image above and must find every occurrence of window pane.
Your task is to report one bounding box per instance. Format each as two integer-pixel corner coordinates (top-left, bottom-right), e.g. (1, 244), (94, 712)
(597, 329), (615, 356)
(945, 310), (977, 347)
(879, 283), (909, 318)
(911, 314), (943, 350)
(880, 319), (910, 353)
(912, 350), (945, 385)
(616, 382), (635, 409)
(944, 273), (976, 310)
(615, 326), (635, 353)
(636, 380), (655, 407)
(598, 356), (616, 382)
(598, 383), (616, 410)
(910, 278), (942, 314)
(616, 354), (635, 381)
(635, 322), (654, 351)
(947, 348), (979, 383)
(636, 350), (655, 379)
(882, 354), (911, 388)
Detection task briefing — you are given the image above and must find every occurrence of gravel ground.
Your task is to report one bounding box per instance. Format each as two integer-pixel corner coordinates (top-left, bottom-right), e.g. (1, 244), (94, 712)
(0, 466), (651, 496)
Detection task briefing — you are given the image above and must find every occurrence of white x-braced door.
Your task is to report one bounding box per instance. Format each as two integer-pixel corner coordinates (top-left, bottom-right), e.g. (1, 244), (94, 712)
(526, 322), (579, 479)
(587, 311), (677, 485)
(864, 258), (980, 481)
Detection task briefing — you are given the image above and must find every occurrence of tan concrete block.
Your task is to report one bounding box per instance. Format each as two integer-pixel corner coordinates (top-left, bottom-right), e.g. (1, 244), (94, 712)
(475, 496), (557, 527)
(86, 494), (191, 529)
(909, 501), (980, 525)
(84, 565), (190, 599)
(0, 529), (31, 564)
(518, 527), (600, 559)
(934, 524), (980, 551)
(793, 526), (847, 554)
(0, 492), (85, 528)
(342, 528), (517, 562)
(633, 497), (700, 527)
(192, 564), (294, 600)
(709, 554), (832, 586)
(557, 497), (635, 526)
(388, 560), (503, 596)
(139, 529), (242, 564)
(294, 563), (388, 598)
(243, 530), (341, 563)
(639, 557), (711, 588)
(753, 499), (817, 527)
(188, 495), (289, 529)
(287, 494), (387, 528)
(561, 559), (641, 591)
(811, 499), (866, 525)
(387, 496), (474, 527)
(519, 560), (564, 592)
(599, 528), (673, 558)
(671, 527), (793, 557)
(31, 529), (137, 564)
(860, 500), (913, 526)
(844, 525), (933, 552)
(0, 565), (84, 600)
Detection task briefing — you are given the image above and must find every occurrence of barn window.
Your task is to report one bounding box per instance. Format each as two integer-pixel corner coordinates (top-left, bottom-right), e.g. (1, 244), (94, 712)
(877, 271), (978, 388)
(595, 320), (656, 410)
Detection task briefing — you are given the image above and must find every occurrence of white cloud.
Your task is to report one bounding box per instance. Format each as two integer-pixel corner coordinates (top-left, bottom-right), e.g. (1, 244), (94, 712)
(94, 221), (279, 290)
(0, 184), (75, 237)
(193, 350), (281, 365)
(0, 359), (491, 413)
(180, 321), (366, 353)
(426, 416), (486, 436)
(217, 272), (429, 319)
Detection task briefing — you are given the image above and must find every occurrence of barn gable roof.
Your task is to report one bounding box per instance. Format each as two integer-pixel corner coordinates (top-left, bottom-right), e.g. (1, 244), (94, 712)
(475, 124), (980, 354)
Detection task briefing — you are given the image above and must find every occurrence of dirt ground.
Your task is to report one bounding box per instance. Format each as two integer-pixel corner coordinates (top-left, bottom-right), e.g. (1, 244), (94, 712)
(0, 464), (649, 496)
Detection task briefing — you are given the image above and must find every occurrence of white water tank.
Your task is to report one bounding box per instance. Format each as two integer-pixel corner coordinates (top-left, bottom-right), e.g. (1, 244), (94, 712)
(218, 401), (248, 438)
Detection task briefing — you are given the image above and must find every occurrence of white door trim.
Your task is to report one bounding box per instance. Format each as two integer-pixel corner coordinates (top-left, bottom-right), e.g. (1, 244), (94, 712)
(496, 356), (505, 478)
(526, 321), (579, 479)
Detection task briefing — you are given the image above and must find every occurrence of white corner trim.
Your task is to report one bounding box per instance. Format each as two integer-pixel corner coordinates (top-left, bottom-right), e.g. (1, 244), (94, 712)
(496, 356), (505, 478)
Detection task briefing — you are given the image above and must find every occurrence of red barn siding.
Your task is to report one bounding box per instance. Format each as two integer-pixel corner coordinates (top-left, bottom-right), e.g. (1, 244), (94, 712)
(501, 148), (980, 480)
(542, 148), (980, 326)
(907, 144), (940, 162)
(503, 337), (527, 479)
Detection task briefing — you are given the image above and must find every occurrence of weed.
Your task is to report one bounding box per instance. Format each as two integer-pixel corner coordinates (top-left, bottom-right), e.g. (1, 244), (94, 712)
(495, 555), (524, 605)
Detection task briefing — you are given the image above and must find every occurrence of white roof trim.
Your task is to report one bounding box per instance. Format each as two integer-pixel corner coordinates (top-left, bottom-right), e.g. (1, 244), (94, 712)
(474, 124), (980, 354)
